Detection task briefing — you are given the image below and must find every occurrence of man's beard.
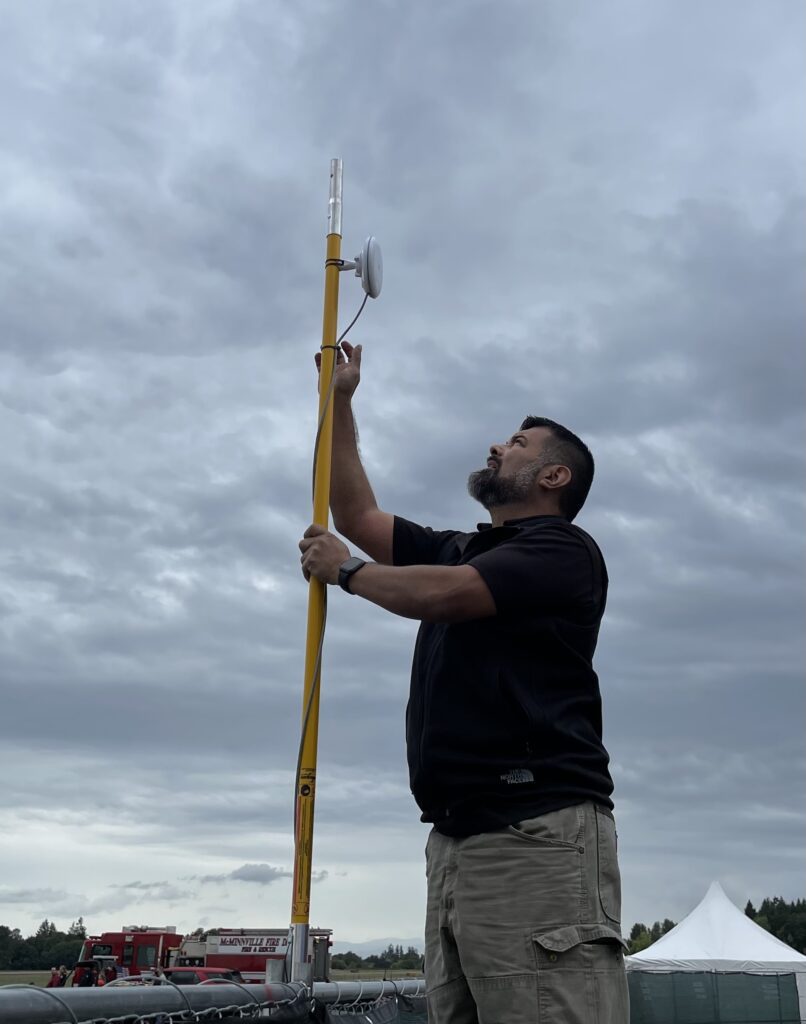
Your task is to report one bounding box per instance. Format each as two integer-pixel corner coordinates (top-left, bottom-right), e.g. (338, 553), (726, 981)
(467, 459), (545, 510)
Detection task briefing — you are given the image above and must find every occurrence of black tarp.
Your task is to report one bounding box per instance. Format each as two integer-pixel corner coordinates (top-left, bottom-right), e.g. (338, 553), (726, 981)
(628, 971), (801, 1024)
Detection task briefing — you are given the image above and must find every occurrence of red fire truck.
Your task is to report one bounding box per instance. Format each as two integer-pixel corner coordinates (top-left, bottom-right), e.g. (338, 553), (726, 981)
(169, 928), (332, 983)
(74, 926), (182, 984)
(73, 925), (331, 984)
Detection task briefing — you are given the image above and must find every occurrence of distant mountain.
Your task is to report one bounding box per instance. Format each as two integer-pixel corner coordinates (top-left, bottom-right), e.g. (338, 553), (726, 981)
(331, 936), (424, 956)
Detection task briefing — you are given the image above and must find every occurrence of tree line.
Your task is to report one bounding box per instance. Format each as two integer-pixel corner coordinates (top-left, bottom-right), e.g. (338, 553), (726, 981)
(331, 944), (423, 971)
(744, 897), (806, 954)
(0, 919), (86, 971)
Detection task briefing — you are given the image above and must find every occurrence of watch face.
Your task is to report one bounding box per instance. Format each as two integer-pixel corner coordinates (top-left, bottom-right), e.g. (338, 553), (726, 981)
(339, 557), (366, 591)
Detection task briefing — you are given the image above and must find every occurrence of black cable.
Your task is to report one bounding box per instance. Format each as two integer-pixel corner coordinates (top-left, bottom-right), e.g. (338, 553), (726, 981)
(336, 292), (368, 346)
(310, 293), (367, 501)
(293, 292), (370, 863)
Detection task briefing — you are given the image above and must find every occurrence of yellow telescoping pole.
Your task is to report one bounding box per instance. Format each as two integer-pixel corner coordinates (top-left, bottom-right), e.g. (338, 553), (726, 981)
(289, 159), (343, 985)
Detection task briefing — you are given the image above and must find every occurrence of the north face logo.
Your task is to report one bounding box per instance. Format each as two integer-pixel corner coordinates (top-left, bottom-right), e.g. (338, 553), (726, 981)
(500, 768), (534, 785)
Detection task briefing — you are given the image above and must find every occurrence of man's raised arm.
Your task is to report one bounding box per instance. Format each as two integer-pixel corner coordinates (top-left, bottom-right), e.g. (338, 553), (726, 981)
(319, 341), (394, 564)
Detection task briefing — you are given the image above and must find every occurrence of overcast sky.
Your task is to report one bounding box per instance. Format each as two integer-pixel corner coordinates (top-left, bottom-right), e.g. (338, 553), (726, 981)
(0, 0), (803, 950)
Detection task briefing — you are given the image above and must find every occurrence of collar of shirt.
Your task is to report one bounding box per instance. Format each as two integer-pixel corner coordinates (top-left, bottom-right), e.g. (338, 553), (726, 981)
(476, 514), (565, 531)
(460, 514), (564, 561)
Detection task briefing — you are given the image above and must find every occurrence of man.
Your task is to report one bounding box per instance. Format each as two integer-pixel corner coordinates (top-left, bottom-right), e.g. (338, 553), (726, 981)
(77, 966), (95, 988)
(299, 341), (628, 1023)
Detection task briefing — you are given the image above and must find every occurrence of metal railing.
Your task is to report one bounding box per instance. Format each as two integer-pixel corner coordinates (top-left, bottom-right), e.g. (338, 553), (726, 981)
(0, 978), (426, 1023)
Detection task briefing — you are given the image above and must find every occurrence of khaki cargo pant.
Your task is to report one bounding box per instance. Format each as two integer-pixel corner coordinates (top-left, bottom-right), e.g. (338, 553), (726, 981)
(424, 802), (629, 1023)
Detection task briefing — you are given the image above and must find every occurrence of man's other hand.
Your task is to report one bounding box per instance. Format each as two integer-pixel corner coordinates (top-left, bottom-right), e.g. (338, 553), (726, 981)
(314, 341), (362, 398)
(299, 524), (350, 584)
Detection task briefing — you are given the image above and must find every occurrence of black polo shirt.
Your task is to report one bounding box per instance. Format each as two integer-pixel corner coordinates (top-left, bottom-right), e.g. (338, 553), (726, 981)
(393, 513), (614, 837)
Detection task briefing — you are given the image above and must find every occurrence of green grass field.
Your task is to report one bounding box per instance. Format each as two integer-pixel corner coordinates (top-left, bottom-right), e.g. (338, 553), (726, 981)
(0, 971), (51, 987)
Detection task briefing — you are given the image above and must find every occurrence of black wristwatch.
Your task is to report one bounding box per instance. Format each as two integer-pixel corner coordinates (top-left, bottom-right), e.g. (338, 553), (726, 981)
(338, 556), (367, 593)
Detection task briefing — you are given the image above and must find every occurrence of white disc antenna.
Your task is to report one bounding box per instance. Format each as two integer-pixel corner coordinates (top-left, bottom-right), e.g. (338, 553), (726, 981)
(336, 236), (383, 299)
(355, 236), (383, 298)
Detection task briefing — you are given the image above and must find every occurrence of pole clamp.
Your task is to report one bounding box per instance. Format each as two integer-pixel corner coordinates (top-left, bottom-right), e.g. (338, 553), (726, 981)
(325, 257), (357, 272)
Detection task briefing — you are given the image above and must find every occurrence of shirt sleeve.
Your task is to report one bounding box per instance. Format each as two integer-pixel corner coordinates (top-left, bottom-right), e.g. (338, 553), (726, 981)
(393, 515), (464, 567)
(468, 524), (600, 616)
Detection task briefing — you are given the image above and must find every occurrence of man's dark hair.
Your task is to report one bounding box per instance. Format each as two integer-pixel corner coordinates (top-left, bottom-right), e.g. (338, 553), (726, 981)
(520, 416), (594, 521)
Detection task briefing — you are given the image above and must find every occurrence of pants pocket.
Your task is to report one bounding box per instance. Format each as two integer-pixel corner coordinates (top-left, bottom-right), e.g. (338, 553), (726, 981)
(533, 924), (629, 1024)
(508, 803), (585, 850)
(595, 806), (622, 925)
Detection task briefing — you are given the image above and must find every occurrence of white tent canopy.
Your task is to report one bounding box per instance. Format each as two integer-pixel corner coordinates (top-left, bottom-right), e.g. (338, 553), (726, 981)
(631, 881), (806, 964)
(627, 881), (806, 1022)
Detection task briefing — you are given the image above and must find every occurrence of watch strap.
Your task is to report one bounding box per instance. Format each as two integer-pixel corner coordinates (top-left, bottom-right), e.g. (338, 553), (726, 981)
(338, 557), (367, 593)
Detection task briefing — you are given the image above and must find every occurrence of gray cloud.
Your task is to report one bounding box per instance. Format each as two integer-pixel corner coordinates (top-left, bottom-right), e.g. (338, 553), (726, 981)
(0, 889), (72, 906)
(199, 864), (292, 886)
